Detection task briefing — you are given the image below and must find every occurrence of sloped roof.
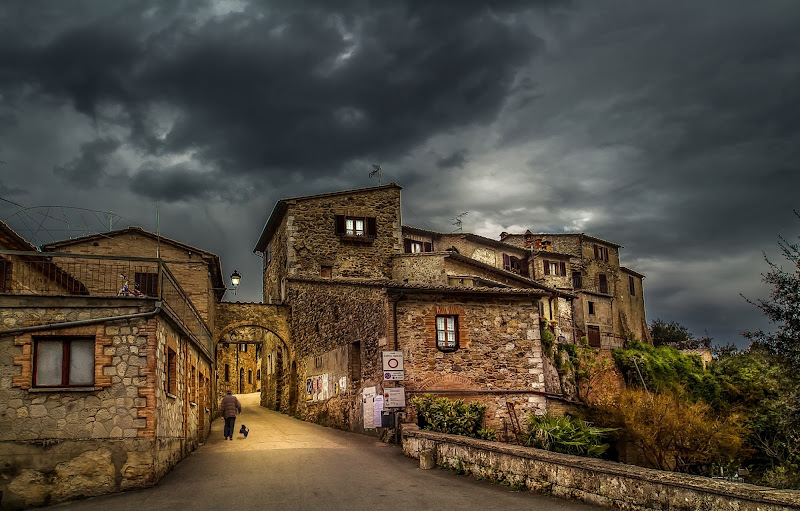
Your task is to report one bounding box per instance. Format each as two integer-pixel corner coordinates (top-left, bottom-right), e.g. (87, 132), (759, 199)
(501, 231), (623, 249)
(287, 275), (552, 297)
(0, 220), (38, 251)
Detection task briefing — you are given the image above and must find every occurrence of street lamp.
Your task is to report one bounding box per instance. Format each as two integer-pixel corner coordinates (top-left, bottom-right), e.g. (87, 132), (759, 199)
(226, 270), (242, 296)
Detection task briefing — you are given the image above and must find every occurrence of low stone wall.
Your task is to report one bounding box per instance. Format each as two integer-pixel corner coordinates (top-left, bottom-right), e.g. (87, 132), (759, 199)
(402, 425), (800, 511)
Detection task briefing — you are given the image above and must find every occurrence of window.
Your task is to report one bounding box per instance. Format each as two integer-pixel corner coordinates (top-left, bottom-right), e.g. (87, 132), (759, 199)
(134, 272), (158, 297)
(588, 301), (595, 315)
(543, 260), (567, 276)
(404, 239), (432, 253)
(225, 363), (230, 382)
(0, 258), (10, 293)
(335, 215), (377, 239)
(321, 265), (332, 278)
(257, 369), (261, 380)
(190, 366), (196, 402)
(598, 274), (609, 294)
(502, 254), (524, 273)
(629, 276), (636, 296)
(435, 315), (459, 352)
(166, 347), (177, 395)
(593, 244), (609, 262)
(587, 325), (601, 347)
(34, 337), (94, 387)
(248, 369), (252, 384)
(572, 271), (582, 290)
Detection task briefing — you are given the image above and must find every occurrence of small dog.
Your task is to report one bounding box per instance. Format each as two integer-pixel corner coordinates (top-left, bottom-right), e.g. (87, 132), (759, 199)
(239, 424), (249, 439)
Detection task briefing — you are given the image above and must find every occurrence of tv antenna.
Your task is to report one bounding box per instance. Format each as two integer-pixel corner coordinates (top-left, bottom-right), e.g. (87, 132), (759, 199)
(452, 212), (469, 232)
(369, 164), (382, 185)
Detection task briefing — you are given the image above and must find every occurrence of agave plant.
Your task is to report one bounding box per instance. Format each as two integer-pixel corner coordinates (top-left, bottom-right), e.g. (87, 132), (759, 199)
(521, 412), (613, 458)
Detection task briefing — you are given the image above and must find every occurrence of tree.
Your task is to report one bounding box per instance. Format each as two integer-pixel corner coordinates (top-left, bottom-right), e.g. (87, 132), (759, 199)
(650, 318), (711, 350)
(743, 211), (800, 375)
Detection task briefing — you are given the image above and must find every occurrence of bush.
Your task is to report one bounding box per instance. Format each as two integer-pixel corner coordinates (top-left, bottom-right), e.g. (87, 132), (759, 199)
(598, 388), (748, 473)
(409, 394), (495, 439)
(520, 412), (612, 458)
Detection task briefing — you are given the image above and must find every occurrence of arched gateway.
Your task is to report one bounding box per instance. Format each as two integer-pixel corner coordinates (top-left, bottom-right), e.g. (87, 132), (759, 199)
(214, 303), (294, 414)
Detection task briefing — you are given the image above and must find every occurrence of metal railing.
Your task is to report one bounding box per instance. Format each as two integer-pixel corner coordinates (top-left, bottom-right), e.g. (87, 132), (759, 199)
(0, 250), (212, 356)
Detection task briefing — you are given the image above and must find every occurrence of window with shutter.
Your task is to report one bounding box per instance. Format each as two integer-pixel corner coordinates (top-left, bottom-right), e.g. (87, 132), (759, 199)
(629, 276), (636, 296)
(543, 259), (551, 275)
(503, 253), (511, 271)
(572, 271), (582, 289)
(560, 262), (567, 276)
(336, 215), (377, 241)
(599, 274), (609, 294)
(0, 258), (9, 292)
(435, 315), (459, 352)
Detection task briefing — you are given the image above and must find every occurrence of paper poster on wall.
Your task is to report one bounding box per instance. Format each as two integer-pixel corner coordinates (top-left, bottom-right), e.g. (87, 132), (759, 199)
(384, 387), (406, 407)
(373, 395), (384, 427)
(322, 374), (329, 400)
(362, 386), (376, 429)
(339, 377), (347, 393)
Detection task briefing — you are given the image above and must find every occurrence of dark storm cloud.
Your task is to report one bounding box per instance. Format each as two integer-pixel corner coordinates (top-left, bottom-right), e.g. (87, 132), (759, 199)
(130, 166), (227, 202)
(54, 137), (121, 185)
(436, 149), (469, 169)
(0, 0), (555, 198)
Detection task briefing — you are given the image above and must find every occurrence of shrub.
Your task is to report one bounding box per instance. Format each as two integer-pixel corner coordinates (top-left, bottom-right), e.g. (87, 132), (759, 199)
(520, 412), (612, 458)
(409, 394), (494, 439)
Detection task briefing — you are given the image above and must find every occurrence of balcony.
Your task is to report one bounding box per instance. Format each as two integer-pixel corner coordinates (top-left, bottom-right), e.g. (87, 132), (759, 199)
(0, 250), (213, 356)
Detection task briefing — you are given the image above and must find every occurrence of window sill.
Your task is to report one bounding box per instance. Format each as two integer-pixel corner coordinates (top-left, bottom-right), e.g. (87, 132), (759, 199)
(28, 386), (97, 392)
(339, 235), (376, 243)
(165, 391), (177, 399)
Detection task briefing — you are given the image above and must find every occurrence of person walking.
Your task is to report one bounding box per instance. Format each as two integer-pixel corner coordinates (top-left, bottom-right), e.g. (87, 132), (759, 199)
(221, 390), (241, 440)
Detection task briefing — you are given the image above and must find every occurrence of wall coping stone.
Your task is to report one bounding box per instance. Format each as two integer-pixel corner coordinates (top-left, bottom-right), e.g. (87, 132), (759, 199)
(402, 425), (800, 510)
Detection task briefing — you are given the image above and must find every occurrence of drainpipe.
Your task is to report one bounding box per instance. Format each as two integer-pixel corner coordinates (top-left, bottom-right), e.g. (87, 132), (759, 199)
(0, 302), (162, 336)
(393, 292), (404, 350)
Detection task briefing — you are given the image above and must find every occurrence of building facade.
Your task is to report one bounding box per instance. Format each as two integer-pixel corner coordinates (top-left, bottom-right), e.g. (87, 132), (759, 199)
(0, 225), (223, 508)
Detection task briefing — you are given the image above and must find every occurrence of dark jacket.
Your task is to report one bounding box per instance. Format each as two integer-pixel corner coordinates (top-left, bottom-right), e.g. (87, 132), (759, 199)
(221, 394), (241, 419)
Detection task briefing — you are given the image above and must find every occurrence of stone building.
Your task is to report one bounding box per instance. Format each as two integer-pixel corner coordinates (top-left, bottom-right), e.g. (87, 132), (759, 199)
(500, 231), (649, 348)
(0, 225), (224, 508)
(253, 184), (576, 437)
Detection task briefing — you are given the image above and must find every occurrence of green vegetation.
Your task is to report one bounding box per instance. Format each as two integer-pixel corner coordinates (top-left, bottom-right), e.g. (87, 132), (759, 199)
(520, 412), (612, 458)
(409, 394), (496, 440)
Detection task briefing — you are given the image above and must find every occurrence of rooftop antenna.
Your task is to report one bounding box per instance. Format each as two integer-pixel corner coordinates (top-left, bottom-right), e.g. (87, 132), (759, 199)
(452, 212), (469, 232)
(369, 164), (382, 185)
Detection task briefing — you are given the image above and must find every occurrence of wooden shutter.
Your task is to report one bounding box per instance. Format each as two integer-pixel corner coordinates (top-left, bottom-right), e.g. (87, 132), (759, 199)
(404, 238), (412, 253)
(335, 215), (345, 235)
(503, 253), (511, 271)
(423, 242), (431, 252)
(599, 274), (608, 293)
(0, 258), (8, 293)
(560, 262), (566, 276)
(366, 217), (377, 237)
(543, 260), (550, 275)
(593, 244), (599, 259)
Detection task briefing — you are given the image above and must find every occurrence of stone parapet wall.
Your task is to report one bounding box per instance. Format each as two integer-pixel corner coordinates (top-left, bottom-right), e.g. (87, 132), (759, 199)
(402, 425), (800, 511)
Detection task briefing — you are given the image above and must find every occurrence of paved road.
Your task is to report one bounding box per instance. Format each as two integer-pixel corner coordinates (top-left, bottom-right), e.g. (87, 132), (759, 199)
(38, 393), (601, 511)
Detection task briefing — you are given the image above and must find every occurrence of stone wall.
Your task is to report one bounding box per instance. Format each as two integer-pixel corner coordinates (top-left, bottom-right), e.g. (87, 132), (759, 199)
(0, 297), (212, 508)
(396, 293), (548, 438)
(285, 186), (402, 282)
(288, 279), (390, 431)
(616, 270), (649, 342)
(433, 234), (526, 271)
(263, 215), (289, 304)
(391, 254), (447, 285)
(402, 425), (800, 511)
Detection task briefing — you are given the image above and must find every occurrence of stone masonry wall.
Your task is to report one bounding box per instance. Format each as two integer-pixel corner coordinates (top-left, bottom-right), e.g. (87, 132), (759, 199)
(288, 280), (390, 432)
(263, 215), (289, 304)
(286, 186), (402, 281)
(433, 234), (526, 272)
(0, 298), (211, 508)
(396, 293), (547, 439)
(403, 426), (800, 511)
(391, 254), (447, 285)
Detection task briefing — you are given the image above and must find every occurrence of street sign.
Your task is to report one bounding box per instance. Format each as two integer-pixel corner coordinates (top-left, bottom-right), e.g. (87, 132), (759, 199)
(384, 370), (404, 381)
(382, 351), (404, 371)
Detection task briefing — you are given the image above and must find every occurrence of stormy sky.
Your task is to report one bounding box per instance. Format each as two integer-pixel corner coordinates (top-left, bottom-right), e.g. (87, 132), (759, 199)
(1, 1), (799, 347)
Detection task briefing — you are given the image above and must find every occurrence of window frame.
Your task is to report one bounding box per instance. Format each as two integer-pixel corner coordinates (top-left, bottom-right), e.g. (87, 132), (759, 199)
(404, 239), (432, 253)
(572, 271), (582, 289)
(629, 275), (636, 296)
(598, 274), (609, 294)
(435, 315), (459, 352)
(166, 347), (177, 396)
(593, 244), (609, 262)
(33, 336), (95, 388)
(588, 301), (595, 315)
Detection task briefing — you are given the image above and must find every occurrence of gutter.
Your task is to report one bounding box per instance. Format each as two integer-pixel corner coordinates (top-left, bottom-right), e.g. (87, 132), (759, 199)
(0, 302), (162, 337)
